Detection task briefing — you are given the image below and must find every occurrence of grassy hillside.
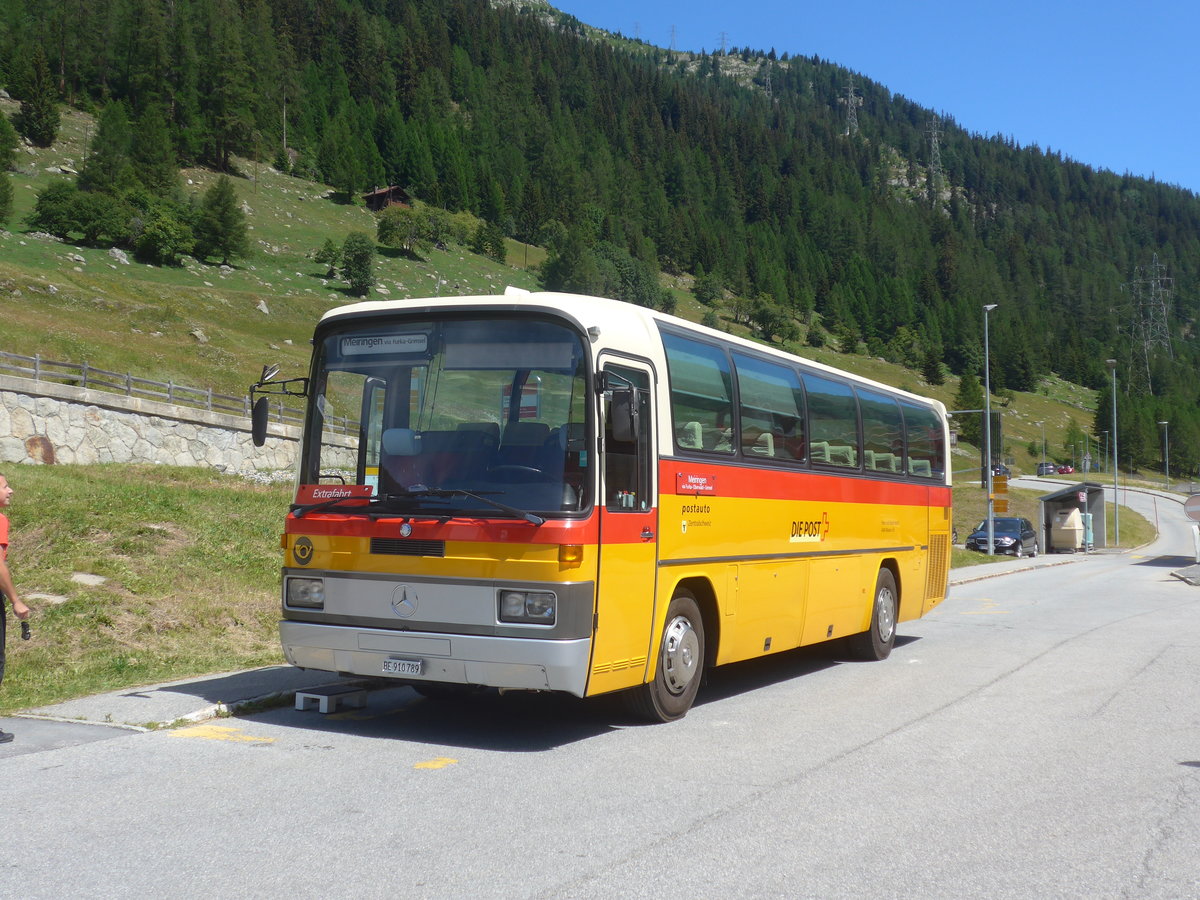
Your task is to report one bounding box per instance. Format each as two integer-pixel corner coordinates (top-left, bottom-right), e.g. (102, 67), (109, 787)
(0, 98), (542, 399)
(2, 96), (1105, 482)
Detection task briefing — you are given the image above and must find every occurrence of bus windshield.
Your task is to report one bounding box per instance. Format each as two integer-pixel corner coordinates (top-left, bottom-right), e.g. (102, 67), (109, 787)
(301, 314), (591, 517)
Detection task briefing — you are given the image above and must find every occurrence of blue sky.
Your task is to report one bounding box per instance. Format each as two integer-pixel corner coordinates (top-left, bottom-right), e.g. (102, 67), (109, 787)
(549, 1), (1200, 194)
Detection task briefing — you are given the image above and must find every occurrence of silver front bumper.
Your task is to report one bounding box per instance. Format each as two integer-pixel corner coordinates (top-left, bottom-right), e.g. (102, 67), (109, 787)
(280, 621), (592, 696)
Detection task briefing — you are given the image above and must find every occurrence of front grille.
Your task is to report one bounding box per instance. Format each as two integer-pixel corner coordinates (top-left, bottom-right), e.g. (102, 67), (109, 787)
(370, 538), (446, 557)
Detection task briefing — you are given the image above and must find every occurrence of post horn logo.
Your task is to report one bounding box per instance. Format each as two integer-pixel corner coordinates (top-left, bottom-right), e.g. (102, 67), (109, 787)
(293, 536), (314, 566)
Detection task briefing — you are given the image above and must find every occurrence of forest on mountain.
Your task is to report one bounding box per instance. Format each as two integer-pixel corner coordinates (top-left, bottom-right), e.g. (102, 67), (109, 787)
(0, 0), (1198, 474)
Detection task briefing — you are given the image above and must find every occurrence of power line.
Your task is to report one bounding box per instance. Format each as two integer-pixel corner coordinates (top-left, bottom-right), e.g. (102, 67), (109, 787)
(927, 114), (943, 199)
(841, 76), (862, 136)
(1120, 252), (1174, 393)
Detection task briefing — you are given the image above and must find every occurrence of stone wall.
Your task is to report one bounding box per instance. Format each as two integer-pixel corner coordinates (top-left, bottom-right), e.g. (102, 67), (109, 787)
(0, 373), (306, 474)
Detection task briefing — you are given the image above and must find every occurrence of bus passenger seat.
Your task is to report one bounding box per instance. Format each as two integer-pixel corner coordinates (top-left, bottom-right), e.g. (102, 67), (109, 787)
(827, 445), (856, 467)
(750, 432), (774, 457)
(809, 441), (829, 463)
(677, 421), (703, 449)
(910, 459), (932, 477)
(456, 422), (500, 448)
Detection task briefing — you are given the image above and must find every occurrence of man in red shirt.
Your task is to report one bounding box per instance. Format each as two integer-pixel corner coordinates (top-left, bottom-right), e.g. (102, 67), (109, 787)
(0, 473), (32, 744)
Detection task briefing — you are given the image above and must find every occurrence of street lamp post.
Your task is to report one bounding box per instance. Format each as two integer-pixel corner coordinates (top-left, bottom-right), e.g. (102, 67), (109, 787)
(1158, 420), (1170, 491)
(984, 304), (998, 556)
(1037, 421), (1045, 468)
(1107, 360), (1119, 545)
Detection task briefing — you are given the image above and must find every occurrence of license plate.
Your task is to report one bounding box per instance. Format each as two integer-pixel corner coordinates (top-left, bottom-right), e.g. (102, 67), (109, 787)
(382, 658), (422, 676)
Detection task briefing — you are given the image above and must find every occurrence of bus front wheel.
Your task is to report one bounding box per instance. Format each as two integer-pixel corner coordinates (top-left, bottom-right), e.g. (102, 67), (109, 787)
(625, 589), (705, 722)
(848, 568), (897, 661)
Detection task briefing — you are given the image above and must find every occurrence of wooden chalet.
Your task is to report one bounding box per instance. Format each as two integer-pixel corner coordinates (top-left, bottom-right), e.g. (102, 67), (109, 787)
(362, 185), (410, 212)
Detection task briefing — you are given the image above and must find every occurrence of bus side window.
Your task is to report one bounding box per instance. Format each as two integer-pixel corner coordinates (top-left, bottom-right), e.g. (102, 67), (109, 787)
(732, 351), (805, 462)
(662, 331), (734, 456)
(858, 388), (904, 475)
(802, 372), (860, 469)
(901, 402), (944, 479)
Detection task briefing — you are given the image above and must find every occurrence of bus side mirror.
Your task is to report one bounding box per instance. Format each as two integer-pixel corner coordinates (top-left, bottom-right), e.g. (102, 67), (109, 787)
(610, 388), (639, 443)
(251, 396), (269, 447)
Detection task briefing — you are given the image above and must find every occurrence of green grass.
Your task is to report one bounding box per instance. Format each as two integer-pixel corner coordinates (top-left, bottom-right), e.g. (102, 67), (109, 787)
(0, 465), (290, 713)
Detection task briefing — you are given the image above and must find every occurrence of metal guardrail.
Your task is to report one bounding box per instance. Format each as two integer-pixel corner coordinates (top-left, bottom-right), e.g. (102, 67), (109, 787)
(0, 350), (323, 430)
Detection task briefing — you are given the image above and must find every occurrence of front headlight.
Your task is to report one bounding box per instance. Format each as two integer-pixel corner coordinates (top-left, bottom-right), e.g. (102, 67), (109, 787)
(498, 590), (557, 625)
(286, 577), (326, 609)
(995, 537), (1015, 545)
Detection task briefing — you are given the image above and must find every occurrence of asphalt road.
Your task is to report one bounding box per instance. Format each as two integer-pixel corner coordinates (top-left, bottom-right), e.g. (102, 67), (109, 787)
(0, 485), (1196, 898)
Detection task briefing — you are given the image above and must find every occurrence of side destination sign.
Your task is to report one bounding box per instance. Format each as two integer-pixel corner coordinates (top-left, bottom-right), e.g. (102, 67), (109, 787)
(676, 473), (717, 495)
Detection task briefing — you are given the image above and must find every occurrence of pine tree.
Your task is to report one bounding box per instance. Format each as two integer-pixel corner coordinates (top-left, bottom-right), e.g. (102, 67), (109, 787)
(79, 101), (135, 195)
(0, 112), (17, 171)
(131, 104), (179, 195)
(13, 45), (60, 148)
(922, 347), (945, 385)
(953, 373), (985, 447)
(194, 175), (250, 265)
(200, 0), (253, 171)
(0, 174), (13, 228)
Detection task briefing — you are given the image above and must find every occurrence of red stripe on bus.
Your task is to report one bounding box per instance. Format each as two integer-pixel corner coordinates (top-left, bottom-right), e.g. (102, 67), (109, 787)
(662, 459), (951, 507)
(286, 513), (601, 544)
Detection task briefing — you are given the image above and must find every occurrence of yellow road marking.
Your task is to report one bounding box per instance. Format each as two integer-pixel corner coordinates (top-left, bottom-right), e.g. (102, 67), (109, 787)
(169, 724), (275, 743)
(961, 598), (1009, 615)
(414, 757), (458, 770)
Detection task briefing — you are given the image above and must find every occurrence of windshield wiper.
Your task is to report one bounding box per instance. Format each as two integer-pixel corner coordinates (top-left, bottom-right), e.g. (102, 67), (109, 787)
(291, 497), (374, 518)
(412, 488), (545, 526)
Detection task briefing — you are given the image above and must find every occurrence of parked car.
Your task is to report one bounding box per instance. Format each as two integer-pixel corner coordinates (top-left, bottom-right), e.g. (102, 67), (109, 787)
(991, 463), (1011, 477)
(964, 517), (1039, 557)
(1037, 462), (1057, 476)
(1057, 464), (1074, 474)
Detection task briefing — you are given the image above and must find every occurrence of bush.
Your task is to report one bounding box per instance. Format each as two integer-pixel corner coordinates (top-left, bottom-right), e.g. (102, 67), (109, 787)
(26, 181), (80, 239)
(341, 231), (375, 296)
(134, 209), (194, 265)
(313, 238), (340, 276)
(376, 205), (430, 254)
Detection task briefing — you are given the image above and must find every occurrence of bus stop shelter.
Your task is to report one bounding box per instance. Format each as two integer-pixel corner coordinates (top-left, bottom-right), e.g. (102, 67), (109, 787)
(1038, 482), (1108, 553)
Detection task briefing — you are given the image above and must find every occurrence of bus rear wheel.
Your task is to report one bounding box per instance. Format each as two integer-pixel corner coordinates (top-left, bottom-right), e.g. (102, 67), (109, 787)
(624, 589), (705, 722)
(848, 568), (897, 661)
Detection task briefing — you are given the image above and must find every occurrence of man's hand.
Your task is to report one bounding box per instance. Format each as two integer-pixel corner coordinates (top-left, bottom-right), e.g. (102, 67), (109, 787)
(11, 599), (30, 620)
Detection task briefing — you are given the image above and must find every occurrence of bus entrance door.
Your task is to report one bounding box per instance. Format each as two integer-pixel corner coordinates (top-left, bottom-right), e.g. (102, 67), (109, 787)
(588, 360), (659, 697)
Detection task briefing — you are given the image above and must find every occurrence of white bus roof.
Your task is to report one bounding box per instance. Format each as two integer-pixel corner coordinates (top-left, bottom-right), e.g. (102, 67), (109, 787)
(320, 289), (946, 414)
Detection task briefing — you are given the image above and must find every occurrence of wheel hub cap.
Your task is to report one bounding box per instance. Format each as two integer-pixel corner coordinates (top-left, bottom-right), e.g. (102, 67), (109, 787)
(661, 615), (700, 695)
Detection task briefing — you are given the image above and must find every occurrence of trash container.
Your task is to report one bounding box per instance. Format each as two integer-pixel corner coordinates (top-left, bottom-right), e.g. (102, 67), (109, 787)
(1051, 508), (1083, 553)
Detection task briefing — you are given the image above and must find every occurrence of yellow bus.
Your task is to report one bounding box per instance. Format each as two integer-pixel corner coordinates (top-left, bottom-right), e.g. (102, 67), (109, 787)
(251, 289), (952, 721)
